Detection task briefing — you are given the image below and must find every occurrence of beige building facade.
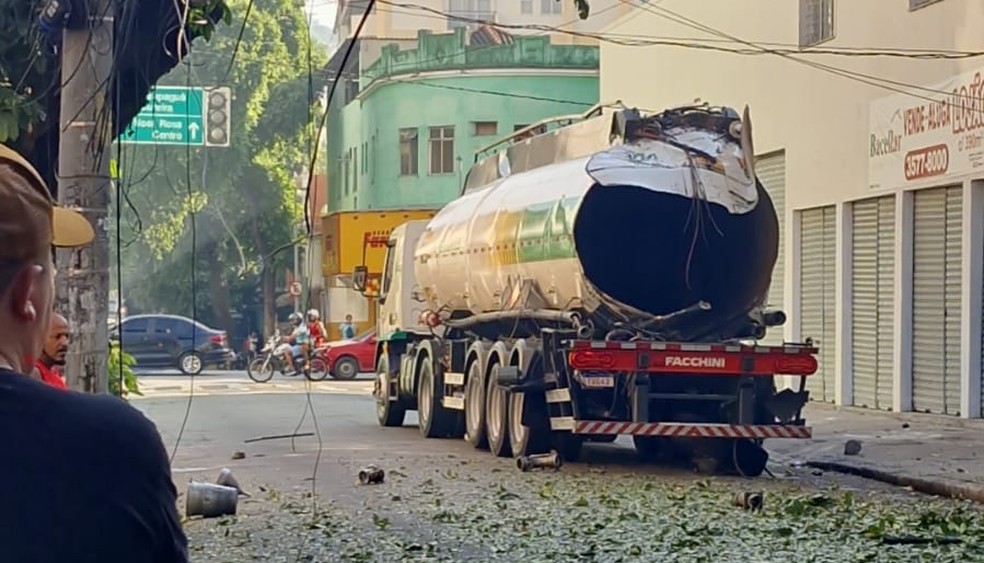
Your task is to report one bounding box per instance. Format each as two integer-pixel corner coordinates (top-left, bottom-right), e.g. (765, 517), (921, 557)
(601, 0), (984, 418)
(334, 0), (633, 47)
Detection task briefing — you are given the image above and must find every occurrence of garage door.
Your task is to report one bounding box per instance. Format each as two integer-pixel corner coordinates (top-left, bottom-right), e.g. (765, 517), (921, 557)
(799, 205), (836, 403)
(912, 186), (962, 415)
(851, 196), (895, 410)
(756, 152), (786, 345)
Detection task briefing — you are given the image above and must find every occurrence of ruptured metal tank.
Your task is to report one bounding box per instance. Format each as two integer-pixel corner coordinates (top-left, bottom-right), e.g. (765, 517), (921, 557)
(413, 105), (780, 341)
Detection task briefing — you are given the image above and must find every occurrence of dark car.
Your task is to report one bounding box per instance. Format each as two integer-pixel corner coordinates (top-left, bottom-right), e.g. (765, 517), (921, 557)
(111, 314), (235, 375)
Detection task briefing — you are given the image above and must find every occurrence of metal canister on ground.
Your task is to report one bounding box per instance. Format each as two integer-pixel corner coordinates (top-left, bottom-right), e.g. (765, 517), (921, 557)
(358, 464), (385, 485)
(517, 450), (563, 472)
(733, 491), (764, 512)
(186, 482), (239, 518)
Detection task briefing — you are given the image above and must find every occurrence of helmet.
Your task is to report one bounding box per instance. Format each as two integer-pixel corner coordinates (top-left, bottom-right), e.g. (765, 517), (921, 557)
(306, 308), (320, 320)
(288, 312), (302, 324)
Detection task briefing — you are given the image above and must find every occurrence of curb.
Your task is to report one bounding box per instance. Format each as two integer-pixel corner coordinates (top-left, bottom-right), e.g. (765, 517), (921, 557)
(807, 460), (984, 504)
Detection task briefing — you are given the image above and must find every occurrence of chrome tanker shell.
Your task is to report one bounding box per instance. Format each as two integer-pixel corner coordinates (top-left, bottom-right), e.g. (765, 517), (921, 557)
(413, 119), (777, 335)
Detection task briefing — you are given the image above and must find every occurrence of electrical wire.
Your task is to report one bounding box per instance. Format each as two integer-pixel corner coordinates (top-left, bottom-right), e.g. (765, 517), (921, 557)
(167, 1), (199, 464)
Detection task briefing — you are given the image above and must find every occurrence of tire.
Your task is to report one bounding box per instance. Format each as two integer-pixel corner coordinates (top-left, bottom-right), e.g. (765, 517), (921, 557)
(375, 355), (406, 427)
(305, 357), (329, 381)
(485, 364), (512, 458)
(179, 352), (203, 375)
(633, 435), (670, 463)
(508, 391), (550, 457)
(417, 358), (454, 438)
(247, 357), (275, 383)
(463, 358), (488, 449)
(554, 434), (583, 463)
(331, 356), (360, 380)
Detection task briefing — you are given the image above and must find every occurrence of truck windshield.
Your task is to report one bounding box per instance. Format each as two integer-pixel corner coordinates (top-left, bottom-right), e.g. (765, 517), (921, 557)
(380, 240), (396, 300)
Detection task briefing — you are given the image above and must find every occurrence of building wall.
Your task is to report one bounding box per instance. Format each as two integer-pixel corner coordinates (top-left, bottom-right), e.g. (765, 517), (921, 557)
(599, 0), (984, 417)
(327, 31), (599, 212)
(334, 0), (634, 46)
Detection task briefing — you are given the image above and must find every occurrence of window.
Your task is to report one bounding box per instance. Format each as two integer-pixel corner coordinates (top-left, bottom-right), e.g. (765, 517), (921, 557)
(514, 124), (529, 132)
(799, 0), (833, 47)
(473, 121), (497, 136)
(362, 141), (368, 173)
(399, 128), (418, 176)
(541, 0), (562, 15)
(380, 241), (396, 300)
(122, 318), (148, 333)
(909, 0), (943, 9)
(521, 0), (532, 14)
(429, 126), (455, 175)
(353, 146), (359, 192)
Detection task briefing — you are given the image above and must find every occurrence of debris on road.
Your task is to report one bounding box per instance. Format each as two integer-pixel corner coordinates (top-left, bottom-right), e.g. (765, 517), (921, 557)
(231, 450), (246, 460)
(186, 482), (239, 518)
(216, 467), (250, 497)
(243, 432), (314, 443)
(358, 464), (385, 485)
(733, 491), (764, 511)
(844, 439), (863, 456)
(516, 450), (562, 472)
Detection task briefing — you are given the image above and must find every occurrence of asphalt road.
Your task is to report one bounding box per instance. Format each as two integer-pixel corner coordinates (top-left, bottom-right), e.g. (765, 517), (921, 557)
(126, 373), (984, 562)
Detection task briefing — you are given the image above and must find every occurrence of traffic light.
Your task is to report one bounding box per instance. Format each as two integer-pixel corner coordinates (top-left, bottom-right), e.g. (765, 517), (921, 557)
(204, 86), (231, 147)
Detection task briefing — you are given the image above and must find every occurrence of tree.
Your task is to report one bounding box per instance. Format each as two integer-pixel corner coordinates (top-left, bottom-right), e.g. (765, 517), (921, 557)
(0, 0), (230, 192)
(112, 0), (327, 340)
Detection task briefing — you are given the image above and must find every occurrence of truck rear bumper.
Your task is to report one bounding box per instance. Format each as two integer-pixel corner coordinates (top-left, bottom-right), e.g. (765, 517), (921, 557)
(552, 418), (812, 439)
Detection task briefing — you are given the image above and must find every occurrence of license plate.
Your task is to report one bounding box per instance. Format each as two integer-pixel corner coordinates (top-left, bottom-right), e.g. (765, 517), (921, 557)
(580, 376), (614, 388)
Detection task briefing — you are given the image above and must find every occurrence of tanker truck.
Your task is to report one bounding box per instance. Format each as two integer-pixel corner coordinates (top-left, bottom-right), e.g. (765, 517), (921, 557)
(351, 103), (818, 476)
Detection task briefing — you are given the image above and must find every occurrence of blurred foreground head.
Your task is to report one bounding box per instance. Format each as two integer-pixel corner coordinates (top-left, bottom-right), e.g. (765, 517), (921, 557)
(0, 145), (93, 373)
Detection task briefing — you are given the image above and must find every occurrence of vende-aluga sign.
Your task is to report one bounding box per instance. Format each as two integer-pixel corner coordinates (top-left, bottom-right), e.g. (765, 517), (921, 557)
(869, 66), (984, 190)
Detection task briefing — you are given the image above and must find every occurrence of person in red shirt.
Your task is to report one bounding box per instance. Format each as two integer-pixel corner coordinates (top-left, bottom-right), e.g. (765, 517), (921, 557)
(32, 311), (69, 390)
(307, 308), (327, 348)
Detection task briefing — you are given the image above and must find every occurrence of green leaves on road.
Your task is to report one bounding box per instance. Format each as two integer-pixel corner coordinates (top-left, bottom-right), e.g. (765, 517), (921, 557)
(185, 462), (984, 562)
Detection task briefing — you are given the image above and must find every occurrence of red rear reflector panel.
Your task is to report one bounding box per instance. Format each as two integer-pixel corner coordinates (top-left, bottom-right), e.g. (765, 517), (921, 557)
(567, 341), (818, 376)
(574, 421), (812, 439)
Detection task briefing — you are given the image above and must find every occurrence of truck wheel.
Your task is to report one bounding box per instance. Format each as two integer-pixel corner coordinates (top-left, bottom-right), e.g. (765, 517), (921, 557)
(463, 358), (488, 449)
(554, 434), (583, 462)
(633, 435), (670, 463)
(375, 355), (405, 427)
(417, 358), (453, 438)
(485, 364), (512, 458)
(508, 391), (550, 457)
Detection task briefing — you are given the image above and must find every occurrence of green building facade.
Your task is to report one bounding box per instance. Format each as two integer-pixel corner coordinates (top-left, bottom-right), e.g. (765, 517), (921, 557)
(325, 29), (600, 212)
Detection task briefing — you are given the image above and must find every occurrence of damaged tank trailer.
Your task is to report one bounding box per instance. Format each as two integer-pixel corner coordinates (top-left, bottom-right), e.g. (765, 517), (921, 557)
(355, 103), (819, 476)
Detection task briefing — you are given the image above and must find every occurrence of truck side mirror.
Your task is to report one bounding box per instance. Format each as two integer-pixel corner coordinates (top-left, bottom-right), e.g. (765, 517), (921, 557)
(352, 265), (368, 293)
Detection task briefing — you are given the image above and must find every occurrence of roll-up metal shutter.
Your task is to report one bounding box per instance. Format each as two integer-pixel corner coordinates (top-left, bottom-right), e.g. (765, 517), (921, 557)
(799, 205), (836, 402)
(851, 196), (895, 410)
(756, 152), (786, 345)
(912, 186), (963, 415)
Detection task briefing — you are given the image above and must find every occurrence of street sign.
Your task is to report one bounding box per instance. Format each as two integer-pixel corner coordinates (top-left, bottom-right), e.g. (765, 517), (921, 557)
(119, 86), (230, 147)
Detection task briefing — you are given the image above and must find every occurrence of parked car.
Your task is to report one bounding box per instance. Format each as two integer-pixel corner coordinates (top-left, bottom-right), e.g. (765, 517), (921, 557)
(323, 329), (376, 380)
(110, 314), (235, 375)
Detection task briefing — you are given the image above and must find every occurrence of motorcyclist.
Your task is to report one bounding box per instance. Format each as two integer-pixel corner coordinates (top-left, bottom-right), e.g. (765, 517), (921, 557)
(275, 312), (310, 375)
(307, 309), (327, 349)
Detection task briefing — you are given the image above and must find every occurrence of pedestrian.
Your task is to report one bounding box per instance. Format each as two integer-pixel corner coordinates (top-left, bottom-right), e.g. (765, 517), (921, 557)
(340, 313), (356, 340)
(31, 311), (70, 390)
(0, 144), (188, 562)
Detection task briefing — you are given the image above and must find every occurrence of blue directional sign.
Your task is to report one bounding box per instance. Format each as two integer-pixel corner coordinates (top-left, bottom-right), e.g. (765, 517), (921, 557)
(119, 86), (205, 146)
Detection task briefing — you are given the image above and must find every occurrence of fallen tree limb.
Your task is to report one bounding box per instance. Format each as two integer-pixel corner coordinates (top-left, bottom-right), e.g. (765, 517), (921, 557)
(807, 460), (984, 504)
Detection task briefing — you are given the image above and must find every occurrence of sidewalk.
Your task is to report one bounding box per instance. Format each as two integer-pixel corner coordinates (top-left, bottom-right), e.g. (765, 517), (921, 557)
(771, 403), (984, 501)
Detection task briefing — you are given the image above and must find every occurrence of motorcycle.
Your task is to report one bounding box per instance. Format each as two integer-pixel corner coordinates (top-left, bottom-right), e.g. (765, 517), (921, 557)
(247, 331), (328, 383)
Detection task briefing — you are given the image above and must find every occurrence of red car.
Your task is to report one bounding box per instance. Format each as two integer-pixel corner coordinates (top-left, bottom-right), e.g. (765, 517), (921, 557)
(322, 329), (376, 380)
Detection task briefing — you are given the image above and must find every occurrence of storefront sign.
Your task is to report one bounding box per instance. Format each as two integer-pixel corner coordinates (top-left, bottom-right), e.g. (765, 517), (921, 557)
(869, 66), (984, 190)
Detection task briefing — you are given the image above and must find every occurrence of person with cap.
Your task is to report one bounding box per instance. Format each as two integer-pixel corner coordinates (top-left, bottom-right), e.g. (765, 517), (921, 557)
(0, 144), (188, 561)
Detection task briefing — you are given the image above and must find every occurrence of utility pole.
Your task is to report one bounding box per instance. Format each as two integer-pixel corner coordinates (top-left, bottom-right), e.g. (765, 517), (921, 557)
(56, 0), (114, 393)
